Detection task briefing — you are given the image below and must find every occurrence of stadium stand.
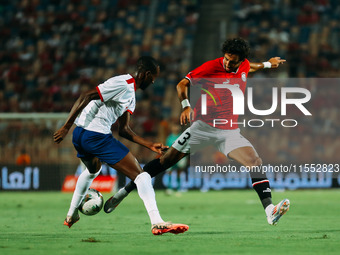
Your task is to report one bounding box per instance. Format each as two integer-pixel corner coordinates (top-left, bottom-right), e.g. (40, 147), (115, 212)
(0, 0), (200, 164)
(229, 0), (340, 164)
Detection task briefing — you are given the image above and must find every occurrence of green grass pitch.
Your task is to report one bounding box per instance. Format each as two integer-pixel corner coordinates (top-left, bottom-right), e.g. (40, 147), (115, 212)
(1, 190), (339, 255)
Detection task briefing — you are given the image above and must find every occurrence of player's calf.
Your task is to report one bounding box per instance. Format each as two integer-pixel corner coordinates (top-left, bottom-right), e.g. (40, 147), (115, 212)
(104, 158), (169, 213)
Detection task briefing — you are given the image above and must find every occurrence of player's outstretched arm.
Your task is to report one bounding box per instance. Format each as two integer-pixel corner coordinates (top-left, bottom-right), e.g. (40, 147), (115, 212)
(177, 78), (193, 125)
(249, 57), (286, 72)
(53, 89), (100, 144)
(117, 112), (168, 154)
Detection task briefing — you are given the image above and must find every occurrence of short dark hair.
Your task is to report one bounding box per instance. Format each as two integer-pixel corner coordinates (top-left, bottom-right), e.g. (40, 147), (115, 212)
(136, 56), (159, 74)
(221, 38), (250, 61)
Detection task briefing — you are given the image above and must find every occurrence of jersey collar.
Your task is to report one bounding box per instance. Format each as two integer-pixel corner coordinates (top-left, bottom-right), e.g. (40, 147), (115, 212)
(127, 76), (137, 91)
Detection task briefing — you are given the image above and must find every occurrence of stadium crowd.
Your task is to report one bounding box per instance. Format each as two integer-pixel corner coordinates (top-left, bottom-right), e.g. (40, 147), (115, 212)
(0, 0), (199, 164)
(230, 0), (340, 164)
(0, 0), (339, 166)
(231, 0), (340, 78)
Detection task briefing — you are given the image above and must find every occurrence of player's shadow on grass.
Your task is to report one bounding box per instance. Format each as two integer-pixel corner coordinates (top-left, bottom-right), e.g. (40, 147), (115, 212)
(189, 229), (340, 236)
(189, 231), (232, 235)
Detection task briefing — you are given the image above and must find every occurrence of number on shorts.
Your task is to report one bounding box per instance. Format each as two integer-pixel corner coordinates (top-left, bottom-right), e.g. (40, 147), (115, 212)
(178, 132), (191, 146)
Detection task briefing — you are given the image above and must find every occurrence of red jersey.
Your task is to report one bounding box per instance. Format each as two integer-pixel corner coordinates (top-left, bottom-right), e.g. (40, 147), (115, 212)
(185, 57), (250, 130)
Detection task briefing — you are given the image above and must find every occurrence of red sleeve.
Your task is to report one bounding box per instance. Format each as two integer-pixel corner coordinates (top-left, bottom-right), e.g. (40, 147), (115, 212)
(186, 61), (213, 81)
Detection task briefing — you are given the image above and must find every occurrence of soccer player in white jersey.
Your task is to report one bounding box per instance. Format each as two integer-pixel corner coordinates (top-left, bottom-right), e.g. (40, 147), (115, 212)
(105, 39), (290, 226)
(53, 56), (189, 235)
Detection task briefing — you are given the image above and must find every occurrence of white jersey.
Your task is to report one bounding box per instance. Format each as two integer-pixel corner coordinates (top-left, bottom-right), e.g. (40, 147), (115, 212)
(75, 74), (136, 134)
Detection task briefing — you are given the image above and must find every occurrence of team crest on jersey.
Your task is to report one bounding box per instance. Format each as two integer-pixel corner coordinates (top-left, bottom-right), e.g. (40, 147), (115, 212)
(241, 72), (247, 82)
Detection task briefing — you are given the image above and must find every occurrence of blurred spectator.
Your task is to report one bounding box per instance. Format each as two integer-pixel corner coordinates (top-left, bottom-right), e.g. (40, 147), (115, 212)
(16, 148), (31, 166)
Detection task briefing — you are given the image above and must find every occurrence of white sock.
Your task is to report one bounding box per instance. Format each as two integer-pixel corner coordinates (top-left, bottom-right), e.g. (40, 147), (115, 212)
(67, 167), (101, 216)
(134, 172), (164, 225)
(265, 204), (275, 217)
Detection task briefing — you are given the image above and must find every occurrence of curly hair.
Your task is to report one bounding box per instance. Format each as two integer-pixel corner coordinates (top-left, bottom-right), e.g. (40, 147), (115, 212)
(221, 38), (250, 61)
(136, 56), (159, 74)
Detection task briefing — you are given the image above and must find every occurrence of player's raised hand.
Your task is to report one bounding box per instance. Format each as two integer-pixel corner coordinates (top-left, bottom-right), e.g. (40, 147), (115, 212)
(268, 57), (286, 68)
(53, 127), (69, 144)
(180, 107), (193, 125)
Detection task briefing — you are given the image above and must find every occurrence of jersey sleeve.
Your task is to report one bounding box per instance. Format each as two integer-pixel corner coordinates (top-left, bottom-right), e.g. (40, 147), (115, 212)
(185, 61), (214, 85)
(96, 79), (127, 103)
(126, 97), (136, 115)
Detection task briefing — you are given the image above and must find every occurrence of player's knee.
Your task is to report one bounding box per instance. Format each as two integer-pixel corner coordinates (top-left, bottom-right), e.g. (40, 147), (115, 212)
(246, 156), (262, 167)
(254, 156), (262, 166)
(82, 157), (102, 173)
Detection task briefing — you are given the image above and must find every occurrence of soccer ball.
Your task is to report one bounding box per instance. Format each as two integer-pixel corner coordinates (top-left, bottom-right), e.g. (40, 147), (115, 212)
(78, 188), (104, 216)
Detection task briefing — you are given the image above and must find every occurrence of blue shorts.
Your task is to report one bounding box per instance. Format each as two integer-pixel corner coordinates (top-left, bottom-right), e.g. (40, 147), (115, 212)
(72, 126), (129, 165)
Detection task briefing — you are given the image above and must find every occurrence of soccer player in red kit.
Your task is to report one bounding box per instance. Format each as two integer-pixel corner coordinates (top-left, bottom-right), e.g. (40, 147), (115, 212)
(105, 38), (290, 226)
